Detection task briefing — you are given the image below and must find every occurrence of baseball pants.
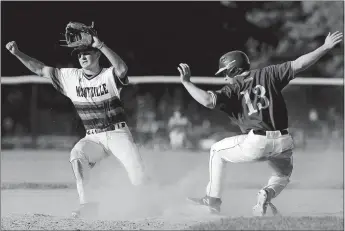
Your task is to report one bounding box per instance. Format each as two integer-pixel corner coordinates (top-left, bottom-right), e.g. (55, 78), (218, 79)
(206, 129), (294, 199)
(70, 125), (147, 203)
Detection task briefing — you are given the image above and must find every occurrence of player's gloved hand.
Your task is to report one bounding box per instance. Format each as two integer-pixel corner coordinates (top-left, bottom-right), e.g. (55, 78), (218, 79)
(323, 31), (343, 50)
(5, 41), (20, 56)
(91, 36), (105, 50)
(178, 63), (191, 83)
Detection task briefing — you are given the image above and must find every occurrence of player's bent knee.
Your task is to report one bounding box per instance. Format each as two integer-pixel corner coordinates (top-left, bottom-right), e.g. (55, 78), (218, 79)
(70, 145), (87, 163)
(210, 143), (222, 158)
(210, 143), (218, 154)
(268, 175), (290, 187)
(71, 158), (92, 183)
(280, 161), (293, 177)
(285, 163), (293, 177)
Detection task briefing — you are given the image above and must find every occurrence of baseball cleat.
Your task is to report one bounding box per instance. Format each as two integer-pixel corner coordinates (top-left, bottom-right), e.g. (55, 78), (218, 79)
(252, 189), (279, 216)
(186, 195), (222, 213)
(71, 202), (99, 218)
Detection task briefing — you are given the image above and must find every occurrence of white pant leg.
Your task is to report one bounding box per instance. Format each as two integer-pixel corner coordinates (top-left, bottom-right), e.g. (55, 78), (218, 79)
(264, 133), (294, 198)
(70, 134), (108, 204)
(105, 126), (147, 186)
(206, 131), (269, 198)
(70, 134), (108, 163)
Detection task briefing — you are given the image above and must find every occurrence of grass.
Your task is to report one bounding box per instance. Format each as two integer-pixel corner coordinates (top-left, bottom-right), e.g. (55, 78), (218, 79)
(188, 216), (344, 230)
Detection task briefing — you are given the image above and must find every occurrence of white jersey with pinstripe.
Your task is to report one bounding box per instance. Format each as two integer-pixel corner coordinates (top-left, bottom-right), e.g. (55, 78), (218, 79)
(50, 67), (147, 189)
(50, 67), (128, 131)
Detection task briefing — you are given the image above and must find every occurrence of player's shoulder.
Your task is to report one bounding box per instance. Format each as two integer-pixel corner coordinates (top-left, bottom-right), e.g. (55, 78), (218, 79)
(97, 67), (115, 77)
(257, 61), (292, 75)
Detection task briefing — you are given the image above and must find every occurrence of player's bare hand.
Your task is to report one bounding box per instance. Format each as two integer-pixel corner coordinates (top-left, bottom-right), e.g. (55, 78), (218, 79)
(324, 31), (343, 50)
(92, 36), (104, 49)
(178, 63), (191, 83)
(6, 41), (20, 55)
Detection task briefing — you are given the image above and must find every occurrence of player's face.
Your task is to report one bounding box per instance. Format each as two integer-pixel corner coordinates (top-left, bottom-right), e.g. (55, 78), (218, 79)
(224, 75), (235, 84)
(224, 71), (235, 84)
(78, 50), (100, 69)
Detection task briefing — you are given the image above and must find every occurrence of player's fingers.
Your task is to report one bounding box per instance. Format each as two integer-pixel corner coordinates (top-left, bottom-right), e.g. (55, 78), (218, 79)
(333, 37), (343, 44)
(6, 43), (12, 50)
(331, 31), (341, 37)
(333, 33), (343, 39)
(179, 63), (184, 71)
(180, 63), (187, 73)
(177, 67), (182, 75)
(332, 35), (343, 43)
(182, 63), (190, 72)
(333, 38), (343, 45)
(331, 31), (342, 39)
(182, 63), (189, 71)
(179, 64), (186, 75)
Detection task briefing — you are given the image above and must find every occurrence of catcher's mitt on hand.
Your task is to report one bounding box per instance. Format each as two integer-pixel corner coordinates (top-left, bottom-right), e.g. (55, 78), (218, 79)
(61, 21), (97, 49)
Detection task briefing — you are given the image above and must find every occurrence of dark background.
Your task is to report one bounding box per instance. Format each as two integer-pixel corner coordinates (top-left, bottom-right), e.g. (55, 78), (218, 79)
(2, 1), (343, 77)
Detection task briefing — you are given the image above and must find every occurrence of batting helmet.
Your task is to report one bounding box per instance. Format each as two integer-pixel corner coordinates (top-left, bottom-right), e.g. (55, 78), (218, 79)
(215, 50), (250, 76)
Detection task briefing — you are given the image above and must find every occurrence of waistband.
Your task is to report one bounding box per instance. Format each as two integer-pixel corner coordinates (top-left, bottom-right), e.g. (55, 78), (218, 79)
(252, 129), (289, 136)
(86, 122), (126, 135)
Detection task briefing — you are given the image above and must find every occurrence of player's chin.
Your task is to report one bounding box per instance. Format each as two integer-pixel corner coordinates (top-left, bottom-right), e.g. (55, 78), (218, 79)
(80, 62), (90, 68)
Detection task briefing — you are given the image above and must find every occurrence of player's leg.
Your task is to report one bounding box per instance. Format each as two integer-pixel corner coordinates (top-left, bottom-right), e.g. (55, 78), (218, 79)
(70, 136), (108, 217)
(105, 127), (149, 187)
(253, 132), (294, 216)
(188, 132), (267, 213)
(253, 151), (293, 216)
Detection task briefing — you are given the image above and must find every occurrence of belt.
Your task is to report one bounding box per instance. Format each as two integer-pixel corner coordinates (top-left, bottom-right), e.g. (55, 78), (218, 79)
(86, 122), (126, 135)
(253, 129), (289, 136)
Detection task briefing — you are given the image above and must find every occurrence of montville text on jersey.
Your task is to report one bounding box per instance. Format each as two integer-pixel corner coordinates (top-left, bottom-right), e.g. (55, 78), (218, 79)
(75, 84), (109, 98)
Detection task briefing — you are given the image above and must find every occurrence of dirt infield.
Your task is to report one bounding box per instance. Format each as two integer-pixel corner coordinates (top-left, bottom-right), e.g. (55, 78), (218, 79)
(1, 148), (344, 230)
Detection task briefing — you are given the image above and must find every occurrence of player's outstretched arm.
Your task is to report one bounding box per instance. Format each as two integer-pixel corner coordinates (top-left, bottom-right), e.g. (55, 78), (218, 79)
(5, 41), (55, 78)
(291, 31), (343, 74)
(178, 63), (214, 109)
(92, 36), (128, 79)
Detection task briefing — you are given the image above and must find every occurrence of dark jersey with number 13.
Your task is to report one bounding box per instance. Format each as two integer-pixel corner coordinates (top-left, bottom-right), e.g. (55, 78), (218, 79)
(208, 61), (295, 133)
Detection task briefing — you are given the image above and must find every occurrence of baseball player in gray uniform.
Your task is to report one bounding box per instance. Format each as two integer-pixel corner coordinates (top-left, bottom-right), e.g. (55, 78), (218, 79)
(178, 31), (342, 215)
(6, 27), (149, 218)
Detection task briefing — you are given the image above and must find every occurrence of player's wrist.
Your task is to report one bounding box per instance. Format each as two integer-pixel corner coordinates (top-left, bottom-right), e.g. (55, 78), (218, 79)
(13, 50), (22, 57)
(181, 79), (191, 84)
(321, 43), (331, 52)
(95, 41), (105, 50)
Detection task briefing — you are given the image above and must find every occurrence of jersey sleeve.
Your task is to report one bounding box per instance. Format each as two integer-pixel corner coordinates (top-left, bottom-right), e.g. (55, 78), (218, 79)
(112, 67), (129, 88)
(265, 61), (295, 89)
(207, 85), (233, 110)
(50, 68), (71, 95)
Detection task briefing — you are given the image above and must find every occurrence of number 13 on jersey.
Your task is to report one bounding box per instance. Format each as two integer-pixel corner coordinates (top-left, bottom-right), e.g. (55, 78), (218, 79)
(240, 85), (269, 116)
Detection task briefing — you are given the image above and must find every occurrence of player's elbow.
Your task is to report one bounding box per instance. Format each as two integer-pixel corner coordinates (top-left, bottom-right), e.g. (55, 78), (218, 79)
(115, 64), (128, 79)
(203, 97), (215, 109)
(39, 66), (55, 78)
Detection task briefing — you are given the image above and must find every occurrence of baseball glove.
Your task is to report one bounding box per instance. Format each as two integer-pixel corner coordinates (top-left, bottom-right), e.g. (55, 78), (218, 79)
(61, 21), (97, 49)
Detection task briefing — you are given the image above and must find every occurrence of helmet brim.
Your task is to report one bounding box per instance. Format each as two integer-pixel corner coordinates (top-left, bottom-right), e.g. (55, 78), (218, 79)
(215, 60), (236, 75)
(215, 66), (228, 75)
